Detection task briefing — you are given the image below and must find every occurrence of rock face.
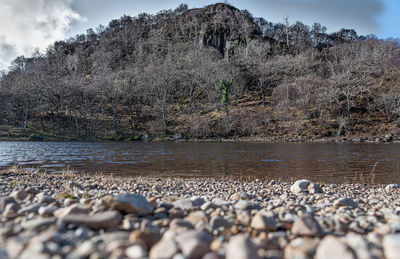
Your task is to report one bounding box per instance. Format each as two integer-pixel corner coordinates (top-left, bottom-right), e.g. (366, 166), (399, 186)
(383, 234), (400, 259)
(333, 198), (358, 208)
(290, 180), (323, 194)
(103, 194), (153, 216)
(226, 234), (262, 259)
(315, 236), (356, 259)
(60, 211), (122, 230)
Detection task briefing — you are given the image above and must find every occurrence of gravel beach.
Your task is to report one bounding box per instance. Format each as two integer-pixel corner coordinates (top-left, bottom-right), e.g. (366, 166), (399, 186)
(1, 167), (400, 259)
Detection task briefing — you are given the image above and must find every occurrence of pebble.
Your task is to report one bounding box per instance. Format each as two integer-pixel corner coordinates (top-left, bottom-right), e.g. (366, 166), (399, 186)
(1, 169), (400, 259)
(60, 210), (122, 230)
(250, 211), (277, 231)
(383, 234), (400, 259)
(150, 236), (178, 259)
(315, 235), (356, 259)
(291, 214), (322, 237)
(333, 198), (358, 208)
(11, 190), (28, 201)
(126, 244), (148, 259)
(175, 230), (213, 259)
(226, 234), (262, 259)
(103, 193), (153, 216)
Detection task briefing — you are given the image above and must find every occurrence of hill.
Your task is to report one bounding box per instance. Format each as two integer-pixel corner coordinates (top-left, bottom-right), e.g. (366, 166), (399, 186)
(0, 3), (399, 142)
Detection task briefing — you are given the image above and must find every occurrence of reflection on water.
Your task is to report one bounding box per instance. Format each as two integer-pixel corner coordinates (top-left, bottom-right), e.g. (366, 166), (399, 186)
(0, 141), (400, 183)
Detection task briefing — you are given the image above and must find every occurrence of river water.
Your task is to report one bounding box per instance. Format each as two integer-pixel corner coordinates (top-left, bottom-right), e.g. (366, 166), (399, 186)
(0, 141), (399, 183)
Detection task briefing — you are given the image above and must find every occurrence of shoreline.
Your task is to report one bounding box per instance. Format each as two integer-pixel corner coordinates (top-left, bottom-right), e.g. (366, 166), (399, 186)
(0, 135), (399, 144)
(1, 168), (400, 258)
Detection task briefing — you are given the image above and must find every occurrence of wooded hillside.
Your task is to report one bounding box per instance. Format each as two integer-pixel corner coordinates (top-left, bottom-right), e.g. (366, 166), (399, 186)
(1, 3), (399, 141)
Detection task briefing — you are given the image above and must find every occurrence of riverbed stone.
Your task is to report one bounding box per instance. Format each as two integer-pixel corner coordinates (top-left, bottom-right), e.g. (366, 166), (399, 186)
(210, 216), (232, 231)
(383, 234), (400, 259)
(235, 200), (259, 210)
(284, 237), (319, 259)
(3, 203), (19, 219)
(150, 236), (178, 259)
(60, 210), (122, 230)
(315, 235), (356, 259)
(290, 180), (310, 194)
(292, 214), (322, 237)
(226, 234), (262, 259)
(11, 190), (28, 201)
(175, 230), (213, 259)
(333, 198), (358, 208)
(126, 244), (148, 259)
(251, 211), (277, 231)
(385, 184), (400, 191)
(173, 199), (194, 211)
(0, 196), (18, 210)
(103, 194), (153, 216)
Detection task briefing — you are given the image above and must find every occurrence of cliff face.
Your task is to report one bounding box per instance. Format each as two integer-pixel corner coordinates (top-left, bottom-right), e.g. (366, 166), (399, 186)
(156, 3), (262, 55)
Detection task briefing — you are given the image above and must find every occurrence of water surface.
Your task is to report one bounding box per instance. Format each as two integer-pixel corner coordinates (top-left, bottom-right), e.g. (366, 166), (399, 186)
(0, 141), (399, 183)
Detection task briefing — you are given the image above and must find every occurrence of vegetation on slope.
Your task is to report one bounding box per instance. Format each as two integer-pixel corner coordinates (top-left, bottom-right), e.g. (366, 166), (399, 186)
(0, 3), (399, 141)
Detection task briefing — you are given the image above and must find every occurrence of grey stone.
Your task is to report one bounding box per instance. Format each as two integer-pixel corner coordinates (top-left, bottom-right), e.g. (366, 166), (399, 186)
(292, 214), (322, 237)
(234, 200), (259, 210)
(22, 217), (56, 231)
(284, 237), (318, 259)
(209, 216), (232, 231)
(0, 196), (18, 210)
(61, 210), (122, 230)
(173, 199), (194, 211)
(175, 230), (213, 259)
(385, 184), (400, 191)
(333, 198), (358, 208)
(191, 196), (206, 207)
(18, 204), (40, 215)
(226, 234), (262, 259)
(383, 234), (400, 259)
(38, 205), (58, 216)
(3, 203), (19, 219)
(290, 180), (323, 194)
(150, 236), (178, 259)
(315, 235), (356, 259)
(290, 180), (311, 194)
(103, 194), (153, 216)
(250, 212), (277, 231)
(11, 190), (28, 201)
(126, 244), (148, 259)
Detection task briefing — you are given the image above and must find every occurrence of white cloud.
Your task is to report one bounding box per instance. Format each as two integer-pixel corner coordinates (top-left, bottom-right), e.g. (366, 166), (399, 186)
(0, 0), (84, 70)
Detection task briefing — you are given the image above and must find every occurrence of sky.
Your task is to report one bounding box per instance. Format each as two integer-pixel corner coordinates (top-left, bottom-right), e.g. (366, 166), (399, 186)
(0, 0), (399, 70)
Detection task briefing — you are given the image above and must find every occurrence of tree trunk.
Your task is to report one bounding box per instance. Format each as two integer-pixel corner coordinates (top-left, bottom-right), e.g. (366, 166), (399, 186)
(75, 114), (79, 137)
(261, 89), (266, 106)
(161, 104), (167, 134)
(128, 104), (135, 135)
(112, 103), (118, 136)
(346, 94), (351, 123)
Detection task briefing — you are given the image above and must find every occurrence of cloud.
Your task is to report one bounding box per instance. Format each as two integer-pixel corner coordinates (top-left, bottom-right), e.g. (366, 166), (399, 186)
(0, 0), (85, 70)
(243, 0), (384, 35)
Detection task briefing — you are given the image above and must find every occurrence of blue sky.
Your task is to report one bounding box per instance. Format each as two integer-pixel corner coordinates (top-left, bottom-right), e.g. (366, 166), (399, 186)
(378, 0), (400, 39)
(0, 0), (399, 70)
